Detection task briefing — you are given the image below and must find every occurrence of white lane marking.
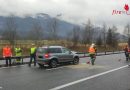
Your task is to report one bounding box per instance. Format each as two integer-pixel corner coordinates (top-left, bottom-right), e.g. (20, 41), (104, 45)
(49, 65), (128, 90)
(46, 67), (65, 71)
(0, 87), (2, 89)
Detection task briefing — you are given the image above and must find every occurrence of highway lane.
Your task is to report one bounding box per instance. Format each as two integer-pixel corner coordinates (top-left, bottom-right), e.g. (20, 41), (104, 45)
(59, 66), (130, 90)
(0, 53), (129, 90)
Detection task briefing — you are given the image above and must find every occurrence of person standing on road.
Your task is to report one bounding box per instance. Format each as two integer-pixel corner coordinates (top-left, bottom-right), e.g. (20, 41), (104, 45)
(123, 45), (129, 61)
(88, 43), (96, 65)
(15, 46), (22, 64)
(3, 45), (12, 66)
(29, 44), (37, 67)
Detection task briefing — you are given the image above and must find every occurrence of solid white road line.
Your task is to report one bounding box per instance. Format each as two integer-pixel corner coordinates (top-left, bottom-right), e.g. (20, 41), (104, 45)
(0, 87), (2, 89)
(49, 65), (128, 90)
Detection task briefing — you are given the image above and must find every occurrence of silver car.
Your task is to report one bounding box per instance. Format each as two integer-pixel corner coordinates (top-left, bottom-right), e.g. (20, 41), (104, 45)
(36, 46), (79, 68)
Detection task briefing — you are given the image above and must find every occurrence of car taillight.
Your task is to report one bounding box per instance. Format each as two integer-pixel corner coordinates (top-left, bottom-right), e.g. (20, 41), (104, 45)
(44, 54), (50, 58)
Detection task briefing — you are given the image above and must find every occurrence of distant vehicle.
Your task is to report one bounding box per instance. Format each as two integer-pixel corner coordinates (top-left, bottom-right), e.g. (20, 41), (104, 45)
(36, 46), (79, 68)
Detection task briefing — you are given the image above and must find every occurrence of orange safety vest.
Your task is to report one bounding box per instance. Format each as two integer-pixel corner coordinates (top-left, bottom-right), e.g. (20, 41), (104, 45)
(88, 47), (95, 54)
(3, 47), (12, 57)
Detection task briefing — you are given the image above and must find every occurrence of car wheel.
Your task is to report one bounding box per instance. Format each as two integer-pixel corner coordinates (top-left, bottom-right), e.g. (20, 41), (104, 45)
(73, 57), (79, 65)
(38, 63), (44, 68)
(49, 60), (57, 68)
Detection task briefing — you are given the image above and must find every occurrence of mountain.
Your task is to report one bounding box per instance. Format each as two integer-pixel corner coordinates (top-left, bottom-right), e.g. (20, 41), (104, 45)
(0, 13), (75, 38)
(0, 13), (127, 41)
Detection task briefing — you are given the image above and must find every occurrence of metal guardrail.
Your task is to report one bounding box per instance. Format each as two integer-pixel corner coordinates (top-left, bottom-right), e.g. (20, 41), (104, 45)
(76, 51), (124, 57)
(0, 56), (30, 60)
(0, 56), (30, 67)
(0, 51), (124, 66)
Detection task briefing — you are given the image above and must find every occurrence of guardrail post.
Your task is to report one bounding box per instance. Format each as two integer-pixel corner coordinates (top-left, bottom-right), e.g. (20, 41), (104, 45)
(22, 57), (23, 64)
(105, 51), (106, 55)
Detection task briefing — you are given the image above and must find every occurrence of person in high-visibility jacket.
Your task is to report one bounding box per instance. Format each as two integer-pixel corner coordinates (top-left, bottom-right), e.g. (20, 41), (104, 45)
(29, 44), (37, 66)
(3, 45), (12, 66)
(15, 46), (22, 64)
(88, 43), (96, 65)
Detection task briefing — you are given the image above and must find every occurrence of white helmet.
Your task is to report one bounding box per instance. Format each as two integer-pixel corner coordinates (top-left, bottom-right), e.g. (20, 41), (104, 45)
(91, 43), (95, 46)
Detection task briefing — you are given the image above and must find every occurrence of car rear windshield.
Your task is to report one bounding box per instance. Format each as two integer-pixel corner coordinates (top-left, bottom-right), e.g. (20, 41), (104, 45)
(37, 48), (62, 53)
(37, 48), (48, 53)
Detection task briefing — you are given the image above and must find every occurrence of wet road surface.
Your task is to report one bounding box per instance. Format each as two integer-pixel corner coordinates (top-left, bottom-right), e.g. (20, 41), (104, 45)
(0, 53), (130, 90)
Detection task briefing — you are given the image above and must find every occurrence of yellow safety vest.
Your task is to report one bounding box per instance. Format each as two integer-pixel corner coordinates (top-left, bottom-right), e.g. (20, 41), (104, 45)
(15, 48), (22, 56)
(30, 47), (36, 54)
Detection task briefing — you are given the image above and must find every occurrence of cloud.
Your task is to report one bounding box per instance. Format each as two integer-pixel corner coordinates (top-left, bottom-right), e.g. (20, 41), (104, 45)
(0, 0), (130, 33)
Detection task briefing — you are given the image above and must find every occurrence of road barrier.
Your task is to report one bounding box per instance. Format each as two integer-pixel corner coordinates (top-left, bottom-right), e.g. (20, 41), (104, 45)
(76, 51), (124, 58)
(0, 56), (30, 67)
(0, 51), (124, 67)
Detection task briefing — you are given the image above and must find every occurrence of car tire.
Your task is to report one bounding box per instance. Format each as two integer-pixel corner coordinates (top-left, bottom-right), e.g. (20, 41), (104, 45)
(73, 57), (79, 65)
(49, 60), (57, 68)
(38, 63), (44, 68)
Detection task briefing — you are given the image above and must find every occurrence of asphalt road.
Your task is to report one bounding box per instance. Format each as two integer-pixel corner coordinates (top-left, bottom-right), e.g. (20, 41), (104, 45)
(0, 53), (130, 90)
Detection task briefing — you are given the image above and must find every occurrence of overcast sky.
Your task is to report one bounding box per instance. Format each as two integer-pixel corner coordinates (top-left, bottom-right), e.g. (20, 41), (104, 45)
(0, 0), (130, 33)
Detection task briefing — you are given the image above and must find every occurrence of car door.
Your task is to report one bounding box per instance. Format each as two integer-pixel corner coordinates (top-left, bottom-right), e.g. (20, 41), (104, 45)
(61, 48), (73, 62)
(53, 48), (65, 63)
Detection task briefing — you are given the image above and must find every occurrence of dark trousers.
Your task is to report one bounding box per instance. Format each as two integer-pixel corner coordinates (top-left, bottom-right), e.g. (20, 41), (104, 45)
(16, 57), (21, 64)
(125, 52), (129, 61)
(89, 54), (96, 65)
(29, 54), (36, 66)
(5, 57), (11, 66)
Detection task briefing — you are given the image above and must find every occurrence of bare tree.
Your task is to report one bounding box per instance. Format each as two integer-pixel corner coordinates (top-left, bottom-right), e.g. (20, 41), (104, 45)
(124, 24), (130, 46)
(102, 23), (107, 48)
(65, 31), (72, 47)
(2, 15), (18, 46)
(48, 17), (59, 41)
(106, 26), (118, 47)
(82, 19), (94, 46)
(111, 25), (118, 47)
(28, 21), (43, 45)
(106, 28), (113, 46)
(71, 25), (80, 47)
(96, 35), (102, 47)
